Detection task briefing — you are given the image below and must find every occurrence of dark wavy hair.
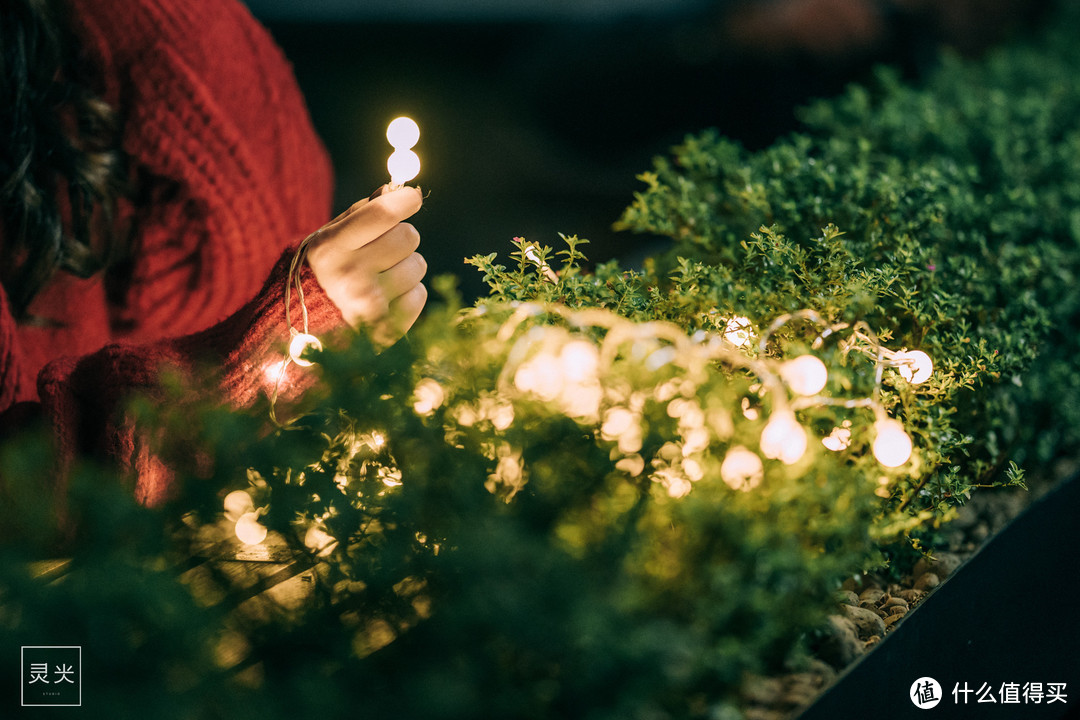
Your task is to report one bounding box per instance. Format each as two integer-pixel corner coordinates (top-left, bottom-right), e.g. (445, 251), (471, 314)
(0, 0), (129, 319)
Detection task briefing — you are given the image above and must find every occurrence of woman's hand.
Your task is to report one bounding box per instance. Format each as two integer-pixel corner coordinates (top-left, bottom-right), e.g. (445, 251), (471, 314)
(305, 185), (427, 347)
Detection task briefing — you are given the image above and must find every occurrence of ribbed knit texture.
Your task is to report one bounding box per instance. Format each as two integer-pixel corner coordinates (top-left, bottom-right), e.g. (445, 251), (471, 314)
(0, 287), (30, 412)
(0, 0), (341, 511)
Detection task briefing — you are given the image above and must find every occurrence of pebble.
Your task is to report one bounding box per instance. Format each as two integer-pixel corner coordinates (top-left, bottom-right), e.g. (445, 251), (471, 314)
(782, 683), (819, 707)
(816, 615), (863, 668)
(913, 552), (963, 580)
(859, 588), (886, 605)
(739, 484), (1035, 719)
(785, 672), (824, 690)
(882, 597), (909, 612)
(897, 589), (923, 604)
(742, 676), (784, 705)
(913, 572), (940, 591)
(841, 604), (886, 639)
(804, 659), (837, 685)
(834, 590), (858, 606)
(744, 709), (786, 720)
(951, 503), (979, 529)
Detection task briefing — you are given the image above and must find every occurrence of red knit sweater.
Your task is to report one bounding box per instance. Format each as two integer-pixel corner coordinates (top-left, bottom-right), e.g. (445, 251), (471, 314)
(0, 0), (345, 508)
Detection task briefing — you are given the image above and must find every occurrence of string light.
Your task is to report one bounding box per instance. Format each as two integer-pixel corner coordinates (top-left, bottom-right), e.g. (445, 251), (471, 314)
(268, 232), (322, 422)
(234, 511), (268, 546)
(780, 354), (828, 396)
(413, 378), (446, 415)
(249, 294), (941, 555)
(386, 116), (420, 189)
(724, 316), (754, 347)
(481, 299), (934, 476)
(720, 446), (764, 491)
(872, 418), (913, 467)
(759, 411), (808, 465)
(304, 526), (338, 556)
(223, 490), (255, 521)
(895, 350), (934, 384)
(822, 421), (853, 451)
(288, 332), (323, 368)
(560, 340), (600, 383)
(263, 358), (289, 387)
(386, 116), (420, 149)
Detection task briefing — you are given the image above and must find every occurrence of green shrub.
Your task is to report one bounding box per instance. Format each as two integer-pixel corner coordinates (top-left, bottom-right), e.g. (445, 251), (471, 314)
(617, 18), (1080, 474)
(5, 11), (1080, 719)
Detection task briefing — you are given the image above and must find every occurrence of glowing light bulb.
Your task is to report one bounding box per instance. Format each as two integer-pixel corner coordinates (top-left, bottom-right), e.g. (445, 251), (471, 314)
(304, 526), (338, 557)
(223, 490), (255, 522)
(386, 116), (420, 149)
(780, 354), (829, 396)
(760, 411), (808, 465)
(386, 117), (420, 187)
(380, 466), (403, 487)
(720, 446), (764, 491)
(821, 421), (852, 451)
(601, 407), (635, 439)
(560, 340), (599, 382)
(413, 378), (445, 415)
(724, 316), (754, 348)
(234, 511), (268, 545)
(387, 149), (421, 186)
(263, 358), (288, 386)
(288, 333), (322, 367)
(873, 419), (913, 467)
(895, 350), (933, 384)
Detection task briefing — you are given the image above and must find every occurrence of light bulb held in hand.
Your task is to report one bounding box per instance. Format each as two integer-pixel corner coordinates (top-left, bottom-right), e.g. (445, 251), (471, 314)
(386, 116), (420, 189)
(386, 116), (420, 149)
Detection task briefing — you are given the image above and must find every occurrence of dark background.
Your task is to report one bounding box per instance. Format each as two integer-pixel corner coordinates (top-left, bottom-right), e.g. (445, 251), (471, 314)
(244, 0), (1049, 302)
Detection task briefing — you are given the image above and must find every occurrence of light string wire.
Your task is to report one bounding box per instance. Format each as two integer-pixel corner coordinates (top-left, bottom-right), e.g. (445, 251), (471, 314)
(467, 301), (931, 467)
(268, 230), (322, 425)
(239, 300), (931, 545)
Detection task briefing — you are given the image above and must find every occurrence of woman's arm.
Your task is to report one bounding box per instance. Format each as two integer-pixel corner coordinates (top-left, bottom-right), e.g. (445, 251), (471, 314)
(8, 188), (425, 519)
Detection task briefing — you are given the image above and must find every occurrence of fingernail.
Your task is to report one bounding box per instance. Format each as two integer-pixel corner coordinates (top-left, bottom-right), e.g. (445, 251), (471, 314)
(369, 185), (388, 200)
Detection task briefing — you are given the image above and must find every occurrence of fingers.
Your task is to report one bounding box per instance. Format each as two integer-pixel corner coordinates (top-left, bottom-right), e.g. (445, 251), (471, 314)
(339, 251), (426, 327)
(371, 282), (428, 348)
(304, 185), (428, 345)
(352, 222), (421, 274)
(378, 251), (427, 300)
(319, 186), (422, 249)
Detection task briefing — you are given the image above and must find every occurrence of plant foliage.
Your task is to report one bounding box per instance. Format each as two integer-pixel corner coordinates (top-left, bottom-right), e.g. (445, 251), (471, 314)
(5, 12), (1080, 718)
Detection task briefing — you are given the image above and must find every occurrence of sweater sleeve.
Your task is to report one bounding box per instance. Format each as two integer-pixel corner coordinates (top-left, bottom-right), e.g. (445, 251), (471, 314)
(36, 250), (346, 510)
(0, 288), (32, 414)
(75, 0), (335, 343)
